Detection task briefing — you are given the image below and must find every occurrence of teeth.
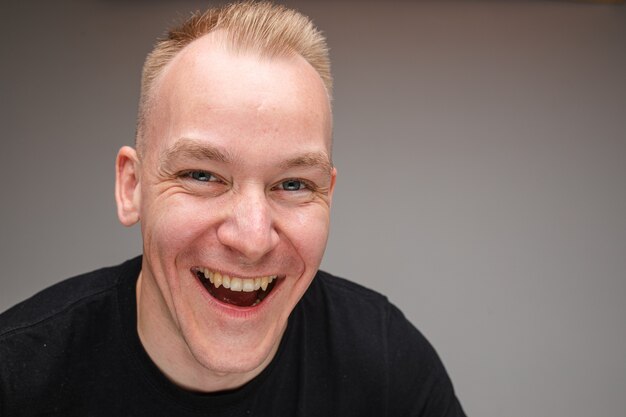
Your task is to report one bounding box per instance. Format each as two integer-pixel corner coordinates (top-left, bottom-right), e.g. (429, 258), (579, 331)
(230, 277), (242, 292)
(242, 279), (255, 292)
(198, 268), (277, 293)
(213, 273), (222, 289)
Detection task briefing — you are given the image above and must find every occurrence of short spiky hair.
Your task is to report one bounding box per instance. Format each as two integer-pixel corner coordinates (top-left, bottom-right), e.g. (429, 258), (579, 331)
(136, 1), (332, 153)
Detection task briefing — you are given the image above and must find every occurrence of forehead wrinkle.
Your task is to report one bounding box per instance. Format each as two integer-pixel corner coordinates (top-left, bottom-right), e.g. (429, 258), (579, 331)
(159, 138), (233, 170)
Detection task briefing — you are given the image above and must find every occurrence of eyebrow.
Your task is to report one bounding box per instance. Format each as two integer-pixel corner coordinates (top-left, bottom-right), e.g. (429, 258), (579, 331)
(159, 137), (332, 174)
(279, 152), (333, 174)
(159, 138), (232, 170)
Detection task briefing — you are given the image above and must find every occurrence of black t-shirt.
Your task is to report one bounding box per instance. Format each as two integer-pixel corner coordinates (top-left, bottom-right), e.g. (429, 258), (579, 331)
(0, 257), (466, 416)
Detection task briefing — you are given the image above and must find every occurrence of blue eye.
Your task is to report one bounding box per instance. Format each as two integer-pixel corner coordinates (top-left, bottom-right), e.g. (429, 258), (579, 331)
(189, 171), (216, 182)
(281, 180), (304, 191)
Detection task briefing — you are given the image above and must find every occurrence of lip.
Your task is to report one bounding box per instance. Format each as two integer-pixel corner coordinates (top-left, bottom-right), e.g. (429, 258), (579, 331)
(189, 268), (285, 319)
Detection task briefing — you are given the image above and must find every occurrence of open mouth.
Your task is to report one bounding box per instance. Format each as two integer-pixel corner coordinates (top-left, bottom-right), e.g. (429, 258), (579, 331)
(192, 267), (279, 307)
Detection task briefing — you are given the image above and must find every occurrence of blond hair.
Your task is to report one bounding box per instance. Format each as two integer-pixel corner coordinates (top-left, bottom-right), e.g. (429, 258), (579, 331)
(136, 1), (332, 154)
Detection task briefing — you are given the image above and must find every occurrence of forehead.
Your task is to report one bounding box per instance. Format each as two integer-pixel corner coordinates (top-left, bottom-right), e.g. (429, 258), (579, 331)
(143, 32), (332, 160)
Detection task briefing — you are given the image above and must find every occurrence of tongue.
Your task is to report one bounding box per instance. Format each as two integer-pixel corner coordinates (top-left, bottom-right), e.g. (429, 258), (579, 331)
(210, 285), (259, 307)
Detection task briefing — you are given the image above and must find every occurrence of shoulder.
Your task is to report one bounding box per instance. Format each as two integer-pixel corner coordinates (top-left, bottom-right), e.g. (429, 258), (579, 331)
(306, 270), (420, 334)
(0, 257), (142, 414)
(297, 271), (466, 416)
(0, 256), (141, 339)
(308, 269), (391, 311)
(299, 270), (437, 367)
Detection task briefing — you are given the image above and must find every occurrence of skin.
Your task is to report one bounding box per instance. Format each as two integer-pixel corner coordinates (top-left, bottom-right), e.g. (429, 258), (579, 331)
(114, 33), (336, 392)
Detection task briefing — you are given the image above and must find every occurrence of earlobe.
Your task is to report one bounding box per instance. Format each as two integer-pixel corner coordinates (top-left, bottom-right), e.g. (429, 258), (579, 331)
(115, 146), (141, 226)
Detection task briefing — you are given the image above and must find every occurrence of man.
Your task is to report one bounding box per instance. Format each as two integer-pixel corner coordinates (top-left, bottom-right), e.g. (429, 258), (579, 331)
(0, 2), (466, 416)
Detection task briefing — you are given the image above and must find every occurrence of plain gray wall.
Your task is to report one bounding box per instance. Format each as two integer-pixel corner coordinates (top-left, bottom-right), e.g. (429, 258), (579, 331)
(2, 1), (625, 416)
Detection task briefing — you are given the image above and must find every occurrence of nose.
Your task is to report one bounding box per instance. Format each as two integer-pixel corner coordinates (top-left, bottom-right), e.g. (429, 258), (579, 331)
(216, 187), (280, 263)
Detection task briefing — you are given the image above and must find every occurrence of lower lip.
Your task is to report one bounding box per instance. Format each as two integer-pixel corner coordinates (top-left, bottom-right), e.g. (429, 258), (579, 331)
(189, 270), (282, 319)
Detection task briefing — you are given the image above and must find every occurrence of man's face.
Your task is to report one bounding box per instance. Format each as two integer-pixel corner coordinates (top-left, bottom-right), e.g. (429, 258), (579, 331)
(123, 35), (335, 380)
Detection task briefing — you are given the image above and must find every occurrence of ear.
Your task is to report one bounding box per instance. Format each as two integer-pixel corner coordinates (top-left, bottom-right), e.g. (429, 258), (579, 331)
(328, 167), (337, 208)
(115, 146), (141, 226)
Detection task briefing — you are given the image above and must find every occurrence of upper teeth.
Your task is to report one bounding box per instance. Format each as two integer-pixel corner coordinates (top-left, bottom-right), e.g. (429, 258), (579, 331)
(200, 268), (276, 292)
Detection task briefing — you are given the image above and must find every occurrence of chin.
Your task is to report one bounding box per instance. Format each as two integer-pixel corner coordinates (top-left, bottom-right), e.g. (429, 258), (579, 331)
(184, 324), (284, 378)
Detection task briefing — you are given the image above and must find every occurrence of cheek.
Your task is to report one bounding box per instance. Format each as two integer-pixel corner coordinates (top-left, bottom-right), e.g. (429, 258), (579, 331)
(282, 206), (331, 265)
(142, 193), (215, 259)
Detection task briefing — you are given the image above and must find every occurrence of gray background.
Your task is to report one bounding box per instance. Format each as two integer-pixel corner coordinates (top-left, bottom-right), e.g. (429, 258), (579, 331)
(2, 1), (625, 416)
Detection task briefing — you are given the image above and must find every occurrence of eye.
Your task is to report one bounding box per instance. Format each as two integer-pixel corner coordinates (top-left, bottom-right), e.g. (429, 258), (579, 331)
(280, 179), (306, 191)
(188, 170), (219, 182)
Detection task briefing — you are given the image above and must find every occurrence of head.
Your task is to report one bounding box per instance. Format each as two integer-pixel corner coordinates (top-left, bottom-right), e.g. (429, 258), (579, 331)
(135, 1), (333, 158)
(115, 2), (336, 391)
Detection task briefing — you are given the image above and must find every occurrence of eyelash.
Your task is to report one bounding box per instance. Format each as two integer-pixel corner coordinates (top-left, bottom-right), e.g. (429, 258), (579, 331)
(181, 170), (316, 193)
(276, 178), (315, 192)
(184, 170), (221, 183)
